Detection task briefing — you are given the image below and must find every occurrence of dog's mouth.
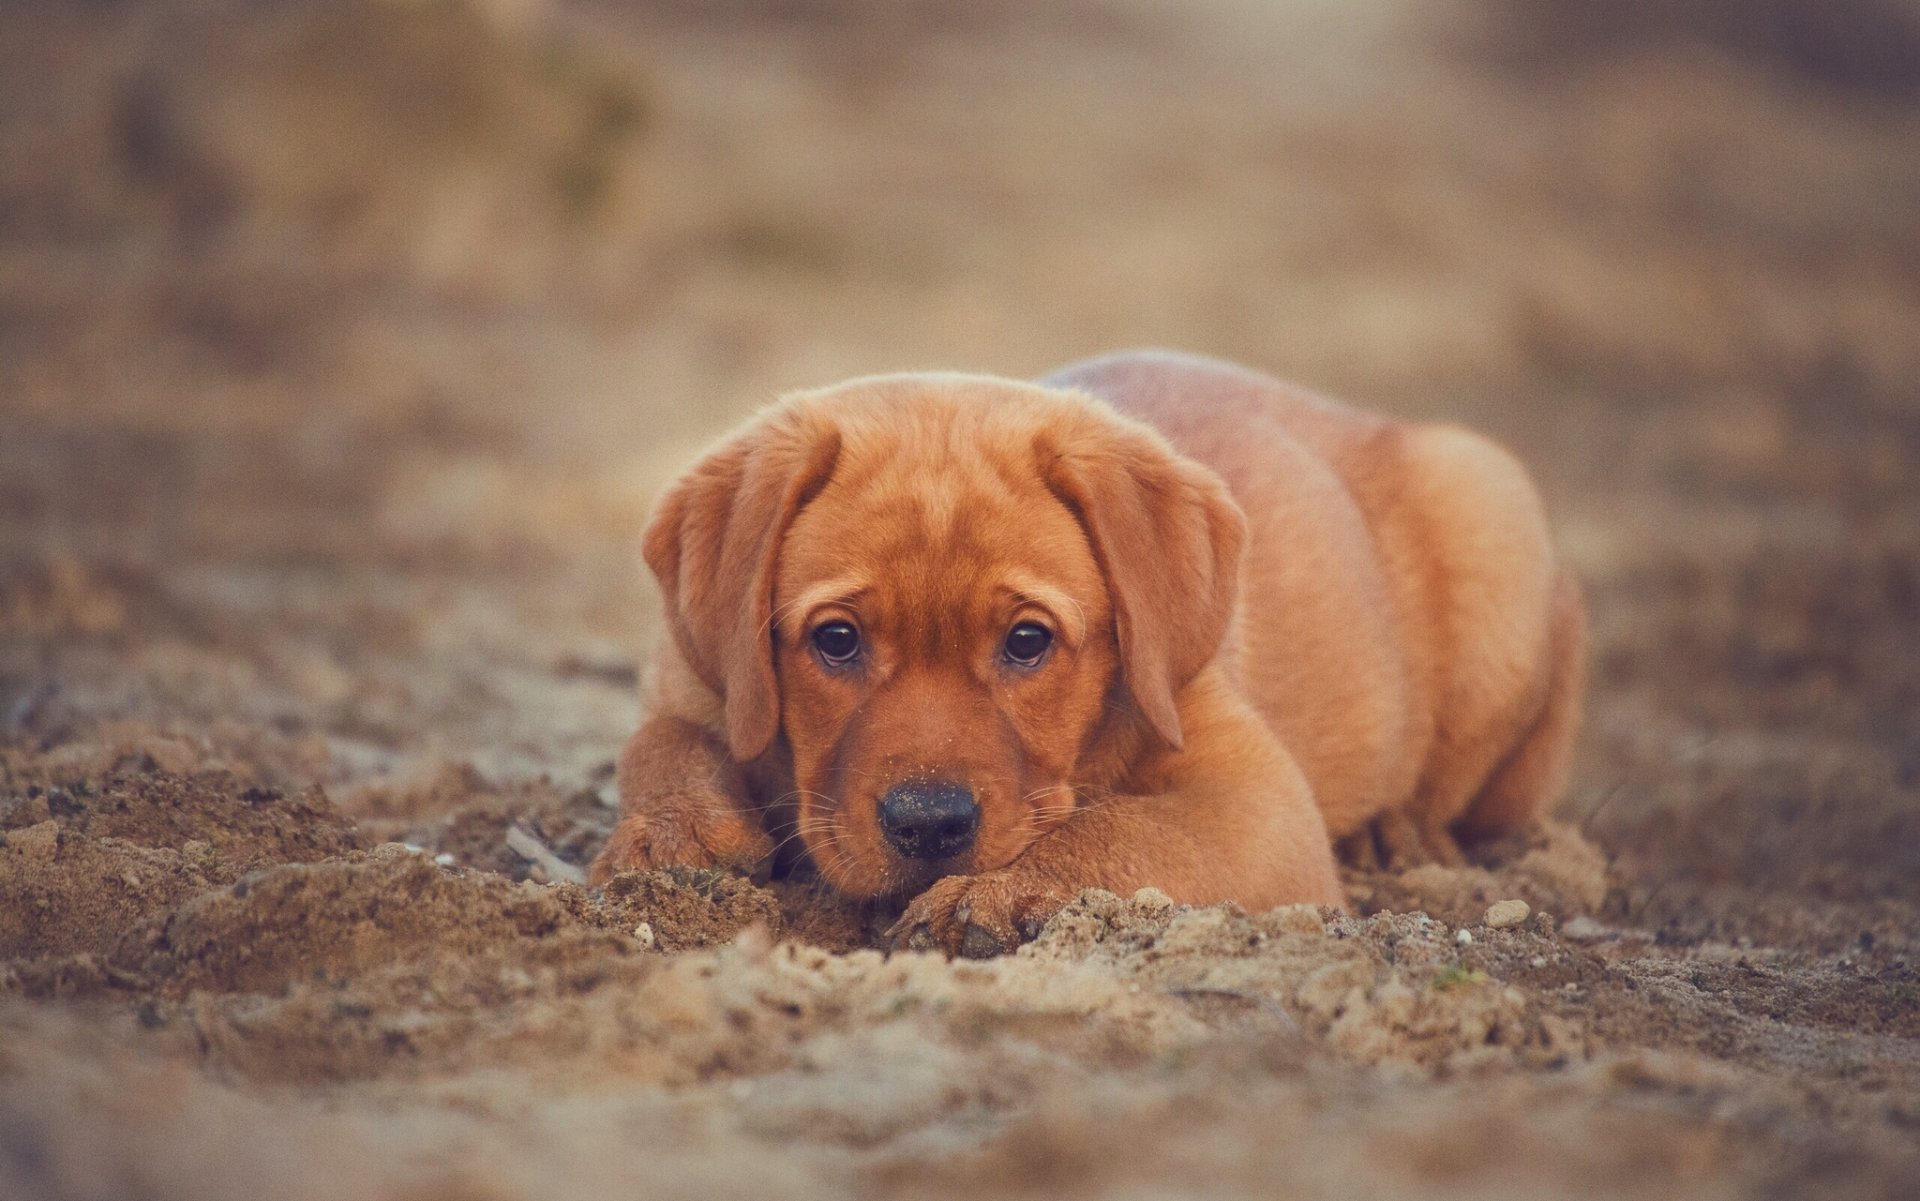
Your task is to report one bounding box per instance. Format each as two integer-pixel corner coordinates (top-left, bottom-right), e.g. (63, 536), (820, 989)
(873, 852), (956, 899)
(801, 830), (963, 900)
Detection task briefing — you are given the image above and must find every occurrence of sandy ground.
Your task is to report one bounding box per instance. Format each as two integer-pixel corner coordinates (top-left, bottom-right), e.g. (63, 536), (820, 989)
(3, 1), (1919, 1197)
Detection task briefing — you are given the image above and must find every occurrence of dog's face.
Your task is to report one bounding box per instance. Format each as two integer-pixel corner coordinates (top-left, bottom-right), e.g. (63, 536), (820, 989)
(644, 376), (1243, 899)
(768, 434), (1119, 898)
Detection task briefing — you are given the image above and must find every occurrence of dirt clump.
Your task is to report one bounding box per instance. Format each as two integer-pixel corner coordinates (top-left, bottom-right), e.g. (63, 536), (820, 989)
(1, 769), (360, 864)
(0, 769), (362, 961)
(568, 866), (785, 952)
(1027, 889), (1587, 1071)
(113, 846), (583, 996)
(0, 822), (219, 963)
(343, 760), (614, 880)
(1346, 819), (1616, 926)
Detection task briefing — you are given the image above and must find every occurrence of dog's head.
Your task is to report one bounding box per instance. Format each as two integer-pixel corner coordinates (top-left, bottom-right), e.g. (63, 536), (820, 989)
(644, 375), (1244, 898)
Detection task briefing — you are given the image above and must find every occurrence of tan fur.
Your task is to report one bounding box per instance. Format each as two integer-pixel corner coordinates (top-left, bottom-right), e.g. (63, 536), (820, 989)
(589, 351), (1586, 954)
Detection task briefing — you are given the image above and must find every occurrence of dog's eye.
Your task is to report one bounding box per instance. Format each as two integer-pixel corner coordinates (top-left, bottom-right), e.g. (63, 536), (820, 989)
(811, 621), (861, 667)
(1003, 622), (1052, 667)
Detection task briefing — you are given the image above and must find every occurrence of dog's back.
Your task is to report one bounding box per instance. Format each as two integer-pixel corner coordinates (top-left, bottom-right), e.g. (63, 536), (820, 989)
(1047, 350), (1585, 853)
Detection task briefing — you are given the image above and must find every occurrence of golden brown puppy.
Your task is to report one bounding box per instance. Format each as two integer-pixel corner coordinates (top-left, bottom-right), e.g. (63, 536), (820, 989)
(590, 351), (1585, 955)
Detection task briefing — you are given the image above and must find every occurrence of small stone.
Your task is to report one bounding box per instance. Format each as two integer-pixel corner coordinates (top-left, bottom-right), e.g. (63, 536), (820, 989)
(1456, 928), (1474, 945)
(1529, 955), (1549, 969)
(1484, 899), (1531, 929)
(1267, 904), (1326, 936)
(433, 852), (456, 867)
(633, 921), (655, 949)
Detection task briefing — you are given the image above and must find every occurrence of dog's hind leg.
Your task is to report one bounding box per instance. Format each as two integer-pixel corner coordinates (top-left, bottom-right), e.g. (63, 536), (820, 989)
(1388, 424), (1561, 849)
(1457, 568), (1588, 839)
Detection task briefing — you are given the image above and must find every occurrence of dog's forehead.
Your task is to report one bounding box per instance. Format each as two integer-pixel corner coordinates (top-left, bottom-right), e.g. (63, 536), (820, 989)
(783, 459), (1091, 591)
(774, 382), (1103, 628)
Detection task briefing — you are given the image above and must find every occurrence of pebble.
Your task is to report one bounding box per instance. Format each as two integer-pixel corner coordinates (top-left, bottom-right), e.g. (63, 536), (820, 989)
(433, 852), (456, 867)
(1484, 899), (1531, 929)
(633, 921), (655, 949)
(1267, 904), (1326, 936)
(1456, 928), (1474, 945)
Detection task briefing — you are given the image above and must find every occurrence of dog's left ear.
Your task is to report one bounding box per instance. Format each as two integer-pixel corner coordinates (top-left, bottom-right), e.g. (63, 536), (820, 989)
(1040, 412), (1245, 751)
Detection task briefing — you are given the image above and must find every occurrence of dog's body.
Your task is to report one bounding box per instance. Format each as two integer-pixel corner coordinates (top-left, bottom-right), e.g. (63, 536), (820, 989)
(1055, 353), (1587, 854)
(591, 351), (1585, 954)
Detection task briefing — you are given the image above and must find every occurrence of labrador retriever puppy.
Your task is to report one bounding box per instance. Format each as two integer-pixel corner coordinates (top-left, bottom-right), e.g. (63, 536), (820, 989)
(589, 350), (1586, 955)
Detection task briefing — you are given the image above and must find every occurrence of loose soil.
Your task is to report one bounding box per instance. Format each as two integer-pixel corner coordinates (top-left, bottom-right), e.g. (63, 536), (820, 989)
(3, 2), (1917, 1198)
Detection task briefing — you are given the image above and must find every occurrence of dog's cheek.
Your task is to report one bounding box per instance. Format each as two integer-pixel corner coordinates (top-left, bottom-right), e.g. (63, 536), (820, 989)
(794, 703), (904, 896)
(964, 783), (1038, 874)
(1011, 655), (1113, 782)
(778, 676), (853, 882)
(986, 828), (1042, 875)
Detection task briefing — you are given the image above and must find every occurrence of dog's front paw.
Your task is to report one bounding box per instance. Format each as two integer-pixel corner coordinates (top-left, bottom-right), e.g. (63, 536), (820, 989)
(886, 870), (1075, 958)
(588, 799), (774, 886)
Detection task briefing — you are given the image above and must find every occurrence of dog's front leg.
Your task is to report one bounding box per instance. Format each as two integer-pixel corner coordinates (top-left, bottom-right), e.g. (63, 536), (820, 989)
(890, 689), (1346, 956)
(587, 714), (774, 885)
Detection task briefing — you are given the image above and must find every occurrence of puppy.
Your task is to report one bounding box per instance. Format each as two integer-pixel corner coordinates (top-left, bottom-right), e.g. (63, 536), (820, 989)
(589, 351), (1585, 955)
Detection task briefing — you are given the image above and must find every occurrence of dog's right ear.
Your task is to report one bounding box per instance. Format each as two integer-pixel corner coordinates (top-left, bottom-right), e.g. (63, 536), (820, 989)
(643, 409), (841, 762)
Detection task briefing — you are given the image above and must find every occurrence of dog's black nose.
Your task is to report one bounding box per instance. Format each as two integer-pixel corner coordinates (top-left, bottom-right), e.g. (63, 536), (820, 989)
(878, 781), (978, 860)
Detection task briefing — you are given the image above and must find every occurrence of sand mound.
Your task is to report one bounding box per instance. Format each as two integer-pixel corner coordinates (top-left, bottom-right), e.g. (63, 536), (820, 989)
(0, 758), (1621, 1089)
(1348, 819), (1616, 925)
(0, 770), (361, 961)
(343, 760), (616, 880)
(3, 752), (1916, 1194)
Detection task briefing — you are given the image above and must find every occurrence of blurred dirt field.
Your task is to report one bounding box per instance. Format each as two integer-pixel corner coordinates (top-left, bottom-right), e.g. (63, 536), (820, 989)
(3, 1), (1919, 1198)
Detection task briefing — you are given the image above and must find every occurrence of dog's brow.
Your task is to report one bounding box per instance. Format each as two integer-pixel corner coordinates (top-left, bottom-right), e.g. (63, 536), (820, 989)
(1001, 575), (1087, 644)
(777, 576), (869, 637)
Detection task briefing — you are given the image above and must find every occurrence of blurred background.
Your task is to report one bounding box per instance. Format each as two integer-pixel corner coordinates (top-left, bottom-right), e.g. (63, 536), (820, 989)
(3, 0), (1918, 938)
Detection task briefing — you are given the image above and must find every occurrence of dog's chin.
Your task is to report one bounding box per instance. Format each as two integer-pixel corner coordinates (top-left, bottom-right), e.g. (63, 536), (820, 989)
(885, 856), (960, 897)
(809, 845), (969, 900)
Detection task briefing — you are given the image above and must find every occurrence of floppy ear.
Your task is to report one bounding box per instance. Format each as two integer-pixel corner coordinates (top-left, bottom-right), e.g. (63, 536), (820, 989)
(643, 409), (841, 761)
(1041, 414), (1245, 751)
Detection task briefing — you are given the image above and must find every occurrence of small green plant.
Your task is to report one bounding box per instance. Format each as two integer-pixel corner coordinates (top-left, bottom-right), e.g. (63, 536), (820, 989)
(1433, 963), (1490, 990)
